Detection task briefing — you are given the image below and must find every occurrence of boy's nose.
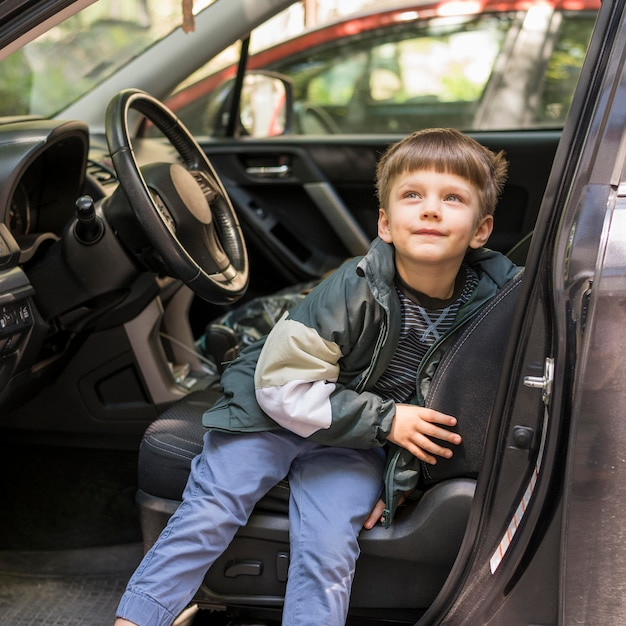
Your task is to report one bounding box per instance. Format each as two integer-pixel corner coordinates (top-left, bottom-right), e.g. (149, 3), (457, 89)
(421, 198), (442, 218)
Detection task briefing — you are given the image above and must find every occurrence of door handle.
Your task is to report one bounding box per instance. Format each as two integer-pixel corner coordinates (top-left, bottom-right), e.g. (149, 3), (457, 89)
(245, 164), (291, 178)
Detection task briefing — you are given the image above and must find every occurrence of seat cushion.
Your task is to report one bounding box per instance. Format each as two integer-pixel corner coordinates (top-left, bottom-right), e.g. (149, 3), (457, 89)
(138, 386), (215, 501)
(138, 384), (290, 511)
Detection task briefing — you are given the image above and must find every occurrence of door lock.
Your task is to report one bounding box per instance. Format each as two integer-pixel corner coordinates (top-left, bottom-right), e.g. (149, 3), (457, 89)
(523, 357), (554, 405)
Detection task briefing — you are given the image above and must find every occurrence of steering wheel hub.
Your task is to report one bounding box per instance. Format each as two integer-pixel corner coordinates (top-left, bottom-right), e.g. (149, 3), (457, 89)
(170, 164), (213, 225)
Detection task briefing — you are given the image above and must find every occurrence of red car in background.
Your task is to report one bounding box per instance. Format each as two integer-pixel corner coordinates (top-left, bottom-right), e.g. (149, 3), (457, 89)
(162, 0), (601, 138)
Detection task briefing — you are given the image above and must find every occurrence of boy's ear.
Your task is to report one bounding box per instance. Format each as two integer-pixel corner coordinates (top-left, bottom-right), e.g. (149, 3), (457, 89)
(378, 208), (393, 243)
(470, 215), (494, 249)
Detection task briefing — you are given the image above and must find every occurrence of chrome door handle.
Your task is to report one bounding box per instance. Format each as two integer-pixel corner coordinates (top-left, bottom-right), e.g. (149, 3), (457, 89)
(245, 164), (290, 177)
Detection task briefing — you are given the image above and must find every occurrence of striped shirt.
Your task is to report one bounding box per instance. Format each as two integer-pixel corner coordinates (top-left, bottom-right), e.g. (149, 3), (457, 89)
(372, 264), (479, 403)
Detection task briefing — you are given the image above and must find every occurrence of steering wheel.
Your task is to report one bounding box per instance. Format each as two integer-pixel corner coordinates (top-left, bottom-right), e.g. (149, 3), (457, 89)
(105, 88), (248, 304)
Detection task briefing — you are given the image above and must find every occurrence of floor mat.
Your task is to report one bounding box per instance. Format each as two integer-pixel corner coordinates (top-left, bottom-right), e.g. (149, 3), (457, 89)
(0, 573), (129, 625)
(0, 442), (141, 551)
(0, 544), (143, 626)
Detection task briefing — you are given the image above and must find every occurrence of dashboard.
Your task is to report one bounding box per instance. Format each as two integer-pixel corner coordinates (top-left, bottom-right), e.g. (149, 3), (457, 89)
(0, 115), (189, 423)
(0, 120), (90, 256)
(0, 118), (95, 408)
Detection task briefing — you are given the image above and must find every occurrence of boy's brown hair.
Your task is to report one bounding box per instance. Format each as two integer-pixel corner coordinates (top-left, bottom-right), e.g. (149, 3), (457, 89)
(375, 128), (508, 218)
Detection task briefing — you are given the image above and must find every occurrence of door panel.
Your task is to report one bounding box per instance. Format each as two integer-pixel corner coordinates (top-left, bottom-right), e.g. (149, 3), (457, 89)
(201, 130), (559, 288)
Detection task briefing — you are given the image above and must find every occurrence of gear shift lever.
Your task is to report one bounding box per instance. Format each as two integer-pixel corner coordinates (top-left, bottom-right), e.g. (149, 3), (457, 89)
(74, 195), (104, 244)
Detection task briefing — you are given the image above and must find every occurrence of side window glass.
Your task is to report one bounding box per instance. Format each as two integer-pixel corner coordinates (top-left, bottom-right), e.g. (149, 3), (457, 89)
(163, 4), (599, 137)
(273, 15), (513, 134)
(535, 14), (597, 125)
(305, 53), (369, 108)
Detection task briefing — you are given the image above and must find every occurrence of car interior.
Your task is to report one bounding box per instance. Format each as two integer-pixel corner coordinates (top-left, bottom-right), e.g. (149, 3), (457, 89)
(0, 0), (602, 624)
(0, 98), (540, 624)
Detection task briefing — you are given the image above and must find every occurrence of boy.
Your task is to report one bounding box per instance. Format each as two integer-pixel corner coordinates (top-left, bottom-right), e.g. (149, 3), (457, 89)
(115, 128), (519, 626)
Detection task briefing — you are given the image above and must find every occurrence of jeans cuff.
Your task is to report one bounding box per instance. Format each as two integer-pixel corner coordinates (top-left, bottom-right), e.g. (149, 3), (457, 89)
(116, 589), (176, 626)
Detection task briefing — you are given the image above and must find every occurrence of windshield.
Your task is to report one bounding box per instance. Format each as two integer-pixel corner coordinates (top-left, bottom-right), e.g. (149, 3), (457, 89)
(0, 0), (215, 118)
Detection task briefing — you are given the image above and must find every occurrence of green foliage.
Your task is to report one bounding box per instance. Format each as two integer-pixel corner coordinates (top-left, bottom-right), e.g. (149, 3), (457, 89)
(0, 51), (33, 115)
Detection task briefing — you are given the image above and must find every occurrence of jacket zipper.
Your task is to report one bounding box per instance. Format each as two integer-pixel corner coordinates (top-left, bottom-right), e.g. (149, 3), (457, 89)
(355, 316), (389, 393)
(382, 446), (402, 528)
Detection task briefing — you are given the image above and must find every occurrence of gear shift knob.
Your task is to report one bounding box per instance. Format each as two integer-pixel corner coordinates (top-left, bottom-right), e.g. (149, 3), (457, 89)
(74, 195), (104, 244)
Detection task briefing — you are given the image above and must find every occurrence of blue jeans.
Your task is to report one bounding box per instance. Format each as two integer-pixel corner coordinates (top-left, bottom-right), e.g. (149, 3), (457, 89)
(116, 429), (385, 626)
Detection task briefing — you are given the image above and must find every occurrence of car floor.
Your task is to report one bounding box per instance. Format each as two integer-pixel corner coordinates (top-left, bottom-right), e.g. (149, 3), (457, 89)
(0, 441), (413, 625)
(0, 441), (144, 625)
(0, 441), (269, 625)
(0, 544), (142, 625)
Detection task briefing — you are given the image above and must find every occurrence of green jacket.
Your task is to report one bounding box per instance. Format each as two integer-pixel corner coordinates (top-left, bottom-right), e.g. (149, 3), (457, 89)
(203, 237), (520, 525)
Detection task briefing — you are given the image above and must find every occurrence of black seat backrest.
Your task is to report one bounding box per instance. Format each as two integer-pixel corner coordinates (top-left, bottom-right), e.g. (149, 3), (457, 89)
(420, 272), (523, 484)
(506, 231), (533, 266)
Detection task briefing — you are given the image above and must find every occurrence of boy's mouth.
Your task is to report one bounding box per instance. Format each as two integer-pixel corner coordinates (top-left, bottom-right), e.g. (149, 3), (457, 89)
(415, 228), (444, 237)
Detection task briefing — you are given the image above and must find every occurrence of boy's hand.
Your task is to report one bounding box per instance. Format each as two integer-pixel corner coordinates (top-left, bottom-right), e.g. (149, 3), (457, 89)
(363, 406), (461, 529)
(363, 498), (386, 529)
(363, 493), (410, 529)
(388, 404), (462, 465)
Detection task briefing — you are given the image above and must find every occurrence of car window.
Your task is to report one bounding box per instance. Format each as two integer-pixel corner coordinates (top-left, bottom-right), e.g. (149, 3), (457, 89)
(0, 0), (217, 118)
(278, 15), (511, 133)
(166, 2), (599, 137)
(535, 13), (598, 125)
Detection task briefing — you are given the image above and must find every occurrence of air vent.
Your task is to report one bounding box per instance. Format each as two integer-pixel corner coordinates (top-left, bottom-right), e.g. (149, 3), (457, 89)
(87, 160), (117, 187)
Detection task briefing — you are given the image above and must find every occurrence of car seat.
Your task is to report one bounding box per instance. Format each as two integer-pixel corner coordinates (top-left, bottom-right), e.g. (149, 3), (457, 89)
(136, 271), (522, 619)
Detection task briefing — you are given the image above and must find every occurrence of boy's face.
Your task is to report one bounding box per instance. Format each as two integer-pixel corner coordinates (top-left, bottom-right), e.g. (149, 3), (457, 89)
(378, 169), (493, 281)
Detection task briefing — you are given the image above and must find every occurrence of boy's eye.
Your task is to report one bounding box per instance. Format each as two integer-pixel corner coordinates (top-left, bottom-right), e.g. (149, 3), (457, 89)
(445, 194), (463, 202)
